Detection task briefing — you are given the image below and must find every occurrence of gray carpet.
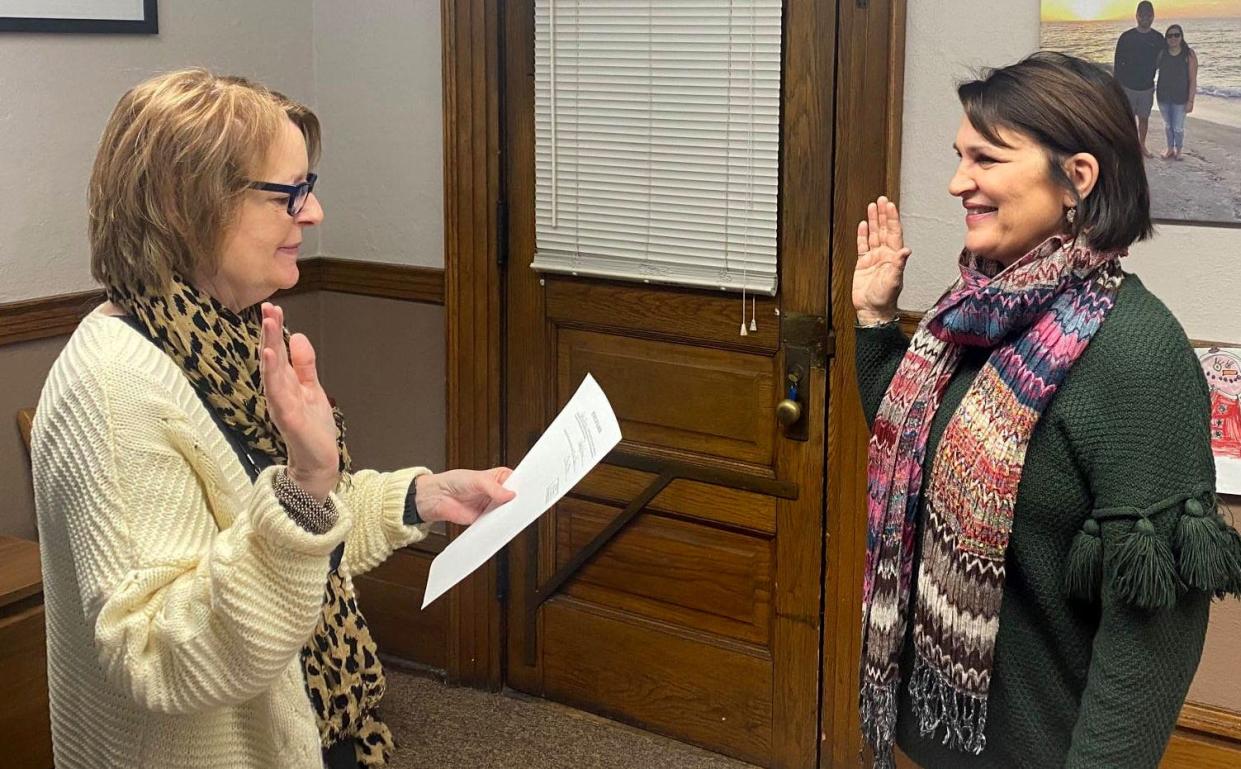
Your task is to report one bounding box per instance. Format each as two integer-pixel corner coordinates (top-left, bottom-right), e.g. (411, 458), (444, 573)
(381, 666), (758, 769)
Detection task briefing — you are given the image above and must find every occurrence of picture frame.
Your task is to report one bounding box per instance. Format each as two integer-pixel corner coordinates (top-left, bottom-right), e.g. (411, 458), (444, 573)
(0, 0), (157, 34)
(1040, 1), (1241, 229)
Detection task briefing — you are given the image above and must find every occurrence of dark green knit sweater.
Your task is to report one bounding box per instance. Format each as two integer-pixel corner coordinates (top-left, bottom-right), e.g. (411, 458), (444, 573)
(856, 275), (1222, 769)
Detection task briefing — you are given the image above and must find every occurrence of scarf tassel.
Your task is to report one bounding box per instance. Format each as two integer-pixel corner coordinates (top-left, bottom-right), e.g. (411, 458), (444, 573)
(908, 657), (987, 756)
(860, 680), (898, 769)
(1215, 514), (1241, 596)
(1108, 516), (1180, 610)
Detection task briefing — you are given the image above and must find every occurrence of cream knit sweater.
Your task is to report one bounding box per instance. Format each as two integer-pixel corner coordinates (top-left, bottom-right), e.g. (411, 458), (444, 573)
(32, 308), (429, 769)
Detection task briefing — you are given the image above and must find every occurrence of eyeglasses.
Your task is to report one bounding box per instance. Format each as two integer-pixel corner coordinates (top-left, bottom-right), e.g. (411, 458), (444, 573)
(1167, 32), (1182, 38)
(248, 172), (318, 216)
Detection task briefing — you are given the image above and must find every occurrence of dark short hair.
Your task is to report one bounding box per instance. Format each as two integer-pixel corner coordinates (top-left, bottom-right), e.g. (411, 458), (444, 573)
(1137, 1), (1154, 14)
(957, 51), (1153, 252)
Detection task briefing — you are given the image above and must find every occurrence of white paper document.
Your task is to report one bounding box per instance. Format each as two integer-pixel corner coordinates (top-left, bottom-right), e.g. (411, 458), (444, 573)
(422, 374), (621, 608)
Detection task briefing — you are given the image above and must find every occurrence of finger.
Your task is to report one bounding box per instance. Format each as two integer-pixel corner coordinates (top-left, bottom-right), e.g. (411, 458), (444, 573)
(491, 467), (515, 485)
(867, 202), (880, 251)
(264, 316), (290, 369)
(877, 196), (889, 243)
(857, 221), (869, 257)
(288, 333), (322, 388)
(483, 475), (516, 504)
(886, 200), (904, 249)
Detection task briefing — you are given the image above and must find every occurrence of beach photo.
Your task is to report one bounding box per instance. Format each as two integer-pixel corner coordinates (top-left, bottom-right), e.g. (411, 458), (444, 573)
(1041, 0), (1241, 226)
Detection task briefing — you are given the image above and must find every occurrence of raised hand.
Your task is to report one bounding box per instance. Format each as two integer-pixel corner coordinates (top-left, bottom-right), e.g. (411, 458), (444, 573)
(414, 467), (516, 526)
(852, 196), (911, 324)
(259, 302), (341, 502)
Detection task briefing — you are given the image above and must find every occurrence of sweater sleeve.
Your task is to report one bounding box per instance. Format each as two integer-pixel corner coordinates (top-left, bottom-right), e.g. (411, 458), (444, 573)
(855, 323), (910, 428)
(338, 466), (433, 577)
(39, 366), (354, 716)
(1062, 324), (1233, 768)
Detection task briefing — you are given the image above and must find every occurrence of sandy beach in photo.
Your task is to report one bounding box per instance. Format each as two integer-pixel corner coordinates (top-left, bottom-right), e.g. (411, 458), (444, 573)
(1145, 98), (1241, 224)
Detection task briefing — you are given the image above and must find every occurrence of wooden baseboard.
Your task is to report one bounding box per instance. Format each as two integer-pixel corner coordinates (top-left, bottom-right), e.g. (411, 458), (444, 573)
(0, 258), (445, 348)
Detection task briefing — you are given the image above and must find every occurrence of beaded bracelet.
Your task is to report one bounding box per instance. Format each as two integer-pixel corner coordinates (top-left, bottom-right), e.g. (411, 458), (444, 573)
(273, 469), (339, 535)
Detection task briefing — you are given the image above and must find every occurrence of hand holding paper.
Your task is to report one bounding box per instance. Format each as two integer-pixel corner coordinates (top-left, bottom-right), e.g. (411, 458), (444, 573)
(422, 374), (622, 608)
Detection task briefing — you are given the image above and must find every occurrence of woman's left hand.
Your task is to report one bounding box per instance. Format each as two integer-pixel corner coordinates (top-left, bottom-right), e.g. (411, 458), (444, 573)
(259, 302), (341, 502)
(414, 468), (516, 526)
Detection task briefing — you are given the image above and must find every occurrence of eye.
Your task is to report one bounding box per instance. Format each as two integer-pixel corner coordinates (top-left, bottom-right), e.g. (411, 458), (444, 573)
(976, 154), (997, 166)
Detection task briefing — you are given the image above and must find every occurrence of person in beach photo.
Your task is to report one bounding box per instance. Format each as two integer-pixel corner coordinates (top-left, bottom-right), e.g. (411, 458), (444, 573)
(1156, 24), (1199, 159)
(1114, 1), (1165, 157)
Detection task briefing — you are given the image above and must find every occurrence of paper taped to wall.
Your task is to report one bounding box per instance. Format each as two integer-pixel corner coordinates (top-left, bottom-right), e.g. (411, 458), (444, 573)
(422, 374), (621, 609)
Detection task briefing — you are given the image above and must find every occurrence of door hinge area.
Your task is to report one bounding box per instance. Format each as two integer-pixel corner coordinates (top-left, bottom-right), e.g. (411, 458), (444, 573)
(780, 312), (835, 369)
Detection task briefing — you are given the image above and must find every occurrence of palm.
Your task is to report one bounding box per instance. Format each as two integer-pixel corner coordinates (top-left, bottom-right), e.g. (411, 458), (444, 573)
(852, 196), (911, 317)
(259, 303), (339, 484)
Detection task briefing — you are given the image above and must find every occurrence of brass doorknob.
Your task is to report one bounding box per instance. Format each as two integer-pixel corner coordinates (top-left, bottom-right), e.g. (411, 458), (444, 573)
(776, 398), (802, 426)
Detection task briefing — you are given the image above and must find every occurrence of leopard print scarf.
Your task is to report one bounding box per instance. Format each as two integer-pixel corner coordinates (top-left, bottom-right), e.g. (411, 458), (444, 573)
(109, 274), (394, 767)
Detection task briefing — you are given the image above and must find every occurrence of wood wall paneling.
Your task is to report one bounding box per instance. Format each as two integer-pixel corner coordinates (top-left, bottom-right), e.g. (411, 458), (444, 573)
(0, 257), (446, 349)
(441, 0), (505, 689)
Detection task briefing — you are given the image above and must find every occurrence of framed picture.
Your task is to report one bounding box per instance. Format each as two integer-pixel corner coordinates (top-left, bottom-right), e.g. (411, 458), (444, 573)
(0, 0), (157, 34)
(1041, 1), (1241, 228)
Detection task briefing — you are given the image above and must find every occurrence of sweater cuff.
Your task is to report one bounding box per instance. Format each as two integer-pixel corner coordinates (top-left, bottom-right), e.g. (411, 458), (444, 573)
(379, 467), (433, 549)
(403, 475), (422, 526)
(250, 466), (352, 556)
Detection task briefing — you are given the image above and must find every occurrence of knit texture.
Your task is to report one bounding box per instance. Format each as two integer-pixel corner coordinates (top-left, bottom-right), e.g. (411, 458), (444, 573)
(861, 237), (1125, 767)
(33, 308), (429, 769)
(856, 275), (1223, 769)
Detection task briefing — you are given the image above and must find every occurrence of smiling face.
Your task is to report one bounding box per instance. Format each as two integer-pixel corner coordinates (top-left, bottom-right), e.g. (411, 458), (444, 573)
(202, 119), (323, 311)
(1202, 350), (1241, 397)
(948, 116), (1075, 266)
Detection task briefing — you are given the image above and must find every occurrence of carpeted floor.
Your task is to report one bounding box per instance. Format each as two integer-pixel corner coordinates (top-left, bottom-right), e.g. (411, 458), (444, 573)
(381, 665), (759, 769)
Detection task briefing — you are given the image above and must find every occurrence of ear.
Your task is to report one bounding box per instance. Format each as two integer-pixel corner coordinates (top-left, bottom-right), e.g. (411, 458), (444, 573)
(1061, 152), (1099, 205)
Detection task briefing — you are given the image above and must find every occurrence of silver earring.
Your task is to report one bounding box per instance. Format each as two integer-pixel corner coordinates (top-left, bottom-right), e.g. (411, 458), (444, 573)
(1066, 206), (1077, 225)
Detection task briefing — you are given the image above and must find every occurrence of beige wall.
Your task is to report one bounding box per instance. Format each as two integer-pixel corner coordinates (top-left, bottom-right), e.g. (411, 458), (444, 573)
(0, 1), (318, 304)
(898, 0), (1241, 714)
(313, 1), (445, 268)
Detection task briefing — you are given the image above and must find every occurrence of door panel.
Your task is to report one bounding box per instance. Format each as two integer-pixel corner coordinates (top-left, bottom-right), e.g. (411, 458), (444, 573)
(543, 597), (773, 765)
(574, 465), (779, 534)
(558, 329), (777, 465)
(555, 497), (773, 645)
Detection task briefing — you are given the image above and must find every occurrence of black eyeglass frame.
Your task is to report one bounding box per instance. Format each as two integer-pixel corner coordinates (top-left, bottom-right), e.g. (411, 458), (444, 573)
(248, 172), (318, 216)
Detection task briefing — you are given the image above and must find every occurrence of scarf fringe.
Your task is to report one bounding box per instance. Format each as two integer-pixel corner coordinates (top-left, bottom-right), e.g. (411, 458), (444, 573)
(860, 680), (898, 769)
(908, 656), (988, 756)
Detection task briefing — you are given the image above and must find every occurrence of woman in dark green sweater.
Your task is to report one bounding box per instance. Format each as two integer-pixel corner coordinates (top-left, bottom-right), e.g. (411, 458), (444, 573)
(853, 52), (1241, 769)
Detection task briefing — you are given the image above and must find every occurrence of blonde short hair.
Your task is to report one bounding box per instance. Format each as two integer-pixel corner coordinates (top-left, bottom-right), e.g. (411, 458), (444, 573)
(89, 68), (321, 294)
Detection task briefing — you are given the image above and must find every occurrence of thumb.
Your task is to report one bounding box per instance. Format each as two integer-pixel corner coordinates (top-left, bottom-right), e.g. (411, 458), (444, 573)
(486, 475), (516, 504)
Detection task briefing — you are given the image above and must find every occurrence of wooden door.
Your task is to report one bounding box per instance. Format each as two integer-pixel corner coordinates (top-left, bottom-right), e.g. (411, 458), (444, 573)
(501, 1), (837, 767)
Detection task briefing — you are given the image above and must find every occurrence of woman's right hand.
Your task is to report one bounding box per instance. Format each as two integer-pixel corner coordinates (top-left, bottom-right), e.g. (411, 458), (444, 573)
(852, 196), (911, 324)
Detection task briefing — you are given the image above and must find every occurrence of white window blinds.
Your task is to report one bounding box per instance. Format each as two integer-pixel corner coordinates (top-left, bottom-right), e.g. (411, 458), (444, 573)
(533, 0), (781, 295)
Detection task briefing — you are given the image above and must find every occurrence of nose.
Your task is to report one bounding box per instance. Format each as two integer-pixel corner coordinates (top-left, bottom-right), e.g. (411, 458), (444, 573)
(947, 160), (974, 198)
(297, 192), (324, 226)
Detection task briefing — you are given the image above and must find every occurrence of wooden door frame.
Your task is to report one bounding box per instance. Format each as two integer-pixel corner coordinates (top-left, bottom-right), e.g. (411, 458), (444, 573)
(821, 0), (907, 766)
(440, 0), (909, 732)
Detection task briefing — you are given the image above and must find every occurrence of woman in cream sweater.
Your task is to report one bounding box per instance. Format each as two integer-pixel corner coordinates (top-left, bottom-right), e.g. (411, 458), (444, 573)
(32, 69), (512, 769)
